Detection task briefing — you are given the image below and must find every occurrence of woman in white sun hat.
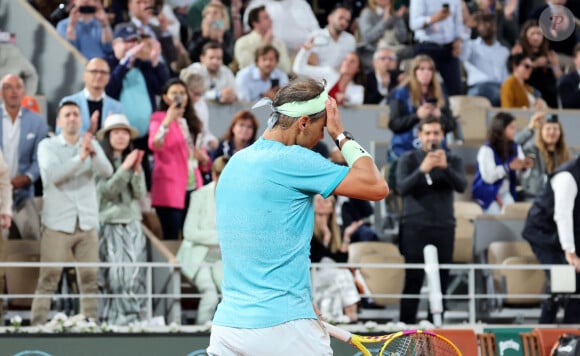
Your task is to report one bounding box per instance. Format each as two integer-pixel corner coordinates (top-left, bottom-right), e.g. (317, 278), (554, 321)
(95, 113), (147, 325)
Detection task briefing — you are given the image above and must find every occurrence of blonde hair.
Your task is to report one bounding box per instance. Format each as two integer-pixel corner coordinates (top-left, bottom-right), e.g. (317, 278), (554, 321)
(406, 55), (444, 108)
(535, 121), (571, 173)
(312, 196), (342, 254)
(202, 2), (231, 31)
(367, 0), (394, 14)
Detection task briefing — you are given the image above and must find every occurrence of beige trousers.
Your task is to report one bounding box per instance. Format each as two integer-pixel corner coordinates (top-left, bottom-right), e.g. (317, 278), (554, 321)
(30, 224), (99, 325)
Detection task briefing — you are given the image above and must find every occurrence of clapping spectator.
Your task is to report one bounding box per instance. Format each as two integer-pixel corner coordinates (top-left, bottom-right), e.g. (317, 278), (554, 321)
(56, 0), (114, 59)
(293, 40), (364, 106)
(95, 114), (147, 325)
(114, 0), (178, 66)
(235, 45), (288, 102)
(307, 6), (356, 70)
(357, 0), (409, 71)
(105, 28), (170, 188)
(60, 58), (124, 134)
(234, 5), (292, 73)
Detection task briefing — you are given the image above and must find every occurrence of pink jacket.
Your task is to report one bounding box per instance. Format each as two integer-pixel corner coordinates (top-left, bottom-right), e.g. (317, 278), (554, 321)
(148, 111), (206, 209)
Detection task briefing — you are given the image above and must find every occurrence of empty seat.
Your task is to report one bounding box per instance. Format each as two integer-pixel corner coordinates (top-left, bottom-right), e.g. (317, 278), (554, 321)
(2, 240), (41, 311)
(435, 329), (478, 355)
(453, 201), (483, 221)
(454, 217), (474, 263)
(502, 202), (532, 219)
(532, 328), (580, 356)
(348, 242), (404, 305)
(487, 241), (545, 305)
(448, 96), (491, 146)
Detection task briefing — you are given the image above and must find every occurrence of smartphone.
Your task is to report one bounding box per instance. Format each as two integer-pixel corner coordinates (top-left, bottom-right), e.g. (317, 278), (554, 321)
(270, 78), (280, 88)
(174, 95), (183, 108)
(430, 143), (441, 152)
(312, 34), (331, 47)
(442, 3), (450, 10)
(546, 113), (559, 123)
(78, 5), (96, 14)
(0, 32), (15, 44)
(426, 97), (438, 105)
(145, 5), (160, 16)
(212, 19), (224, 30)
(527, 152), (537, 159)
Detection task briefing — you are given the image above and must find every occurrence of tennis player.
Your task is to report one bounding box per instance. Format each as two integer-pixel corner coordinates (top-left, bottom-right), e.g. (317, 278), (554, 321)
(207, 78), (389, 355)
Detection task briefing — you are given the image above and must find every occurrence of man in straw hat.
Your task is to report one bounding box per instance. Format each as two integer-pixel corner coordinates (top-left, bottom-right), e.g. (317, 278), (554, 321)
(207, 78), (389, 355)
(31, 101), (113, 325)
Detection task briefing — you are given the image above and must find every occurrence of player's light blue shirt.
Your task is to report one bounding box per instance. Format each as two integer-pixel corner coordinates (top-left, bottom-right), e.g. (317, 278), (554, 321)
(213, 137), (349, 328)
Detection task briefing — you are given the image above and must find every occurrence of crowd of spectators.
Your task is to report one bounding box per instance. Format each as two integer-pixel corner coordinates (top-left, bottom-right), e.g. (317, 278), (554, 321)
(1, 0), (580, 326)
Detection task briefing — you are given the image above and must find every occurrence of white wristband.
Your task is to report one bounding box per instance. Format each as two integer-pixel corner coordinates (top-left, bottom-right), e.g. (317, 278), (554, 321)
(340, 140), (372, 167)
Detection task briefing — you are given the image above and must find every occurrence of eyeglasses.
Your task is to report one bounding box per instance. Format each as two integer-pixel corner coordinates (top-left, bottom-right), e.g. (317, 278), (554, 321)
(377, 55), (396, 61)
(86, 69), (110, 76)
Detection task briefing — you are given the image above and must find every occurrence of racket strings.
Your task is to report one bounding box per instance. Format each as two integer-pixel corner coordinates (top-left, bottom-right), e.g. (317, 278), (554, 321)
(381, 333), (460, 356)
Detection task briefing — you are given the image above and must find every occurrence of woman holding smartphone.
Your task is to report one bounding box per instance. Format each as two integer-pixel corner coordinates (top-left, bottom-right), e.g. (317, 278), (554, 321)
(515, 112), (572, 200)
(387, 55), (456, 167)
(149, 78), (210, 240)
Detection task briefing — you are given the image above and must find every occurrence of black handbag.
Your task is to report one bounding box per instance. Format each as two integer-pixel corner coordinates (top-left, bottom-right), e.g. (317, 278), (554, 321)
(552, 334), (580, 356)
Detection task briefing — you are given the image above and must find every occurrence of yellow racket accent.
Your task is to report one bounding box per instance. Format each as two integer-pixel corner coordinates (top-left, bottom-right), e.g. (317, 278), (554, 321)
(324, 322), (462, 356)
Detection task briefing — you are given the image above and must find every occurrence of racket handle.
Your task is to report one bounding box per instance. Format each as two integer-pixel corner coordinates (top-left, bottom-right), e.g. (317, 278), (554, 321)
(323, 321), (352, 343)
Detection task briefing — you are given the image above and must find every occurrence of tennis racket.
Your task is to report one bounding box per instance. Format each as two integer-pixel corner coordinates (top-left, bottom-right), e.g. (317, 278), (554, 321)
(323, 321), (462, 356)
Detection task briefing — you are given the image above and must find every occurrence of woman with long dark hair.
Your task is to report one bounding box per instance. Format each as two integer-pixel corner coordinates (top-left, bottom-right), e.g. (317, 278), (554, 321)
(96, 114), (147, 325)
(511, 19), (562, 108)
(472, 112), (532, 213)
(148, 78), (211, 240)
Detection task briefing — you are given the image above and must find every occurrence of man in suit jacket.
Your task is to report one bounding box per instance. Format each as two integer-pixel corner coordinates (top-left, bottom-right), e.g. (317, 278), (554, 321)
(558, 43), (580, 109)
(60, 58), (124, 134)
(364, 47), (401, 105)
(0, 74), (48, 240)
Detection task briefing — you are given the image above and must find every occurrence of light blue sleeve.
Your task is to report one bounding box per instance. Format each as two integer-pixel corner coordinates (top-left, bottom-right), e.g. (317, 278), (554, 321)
(270, 146), (349, 198)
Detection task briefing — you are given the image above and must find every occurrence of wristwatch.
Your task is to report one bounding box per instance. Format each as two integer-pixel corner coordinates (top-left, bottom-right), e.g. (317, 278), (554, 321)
(335, 131), (354, 147)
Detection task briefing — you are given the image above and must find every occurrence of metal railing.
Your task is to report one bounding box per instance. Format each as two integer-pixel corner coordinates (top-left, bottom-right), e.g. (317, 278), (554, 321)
(1, 260), (571, 325)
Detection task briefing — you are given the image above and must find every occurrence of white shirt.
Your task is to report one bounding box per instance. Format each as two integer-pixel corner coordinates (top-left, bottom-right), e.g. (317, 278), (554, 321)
(292, 48), (364, 106)
(409, 0), (463, 44)
(83, 88), (105, 102)
(180, 63), (236, 102)
(1, 105), (21, 178)
(243, 0), (320, 52)
(551, 171), (577, 252)
(310, 27), (356, 70)
(461, 37), (510, 86)
(476, 144), (526, 197)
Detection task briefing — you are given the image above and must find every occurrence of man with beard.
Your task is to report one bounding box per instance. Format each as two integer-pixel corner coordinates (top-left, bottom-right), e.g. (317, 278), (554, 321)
(461, 13), (510, 106)
(305, 5), (356, 70)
